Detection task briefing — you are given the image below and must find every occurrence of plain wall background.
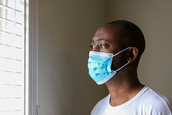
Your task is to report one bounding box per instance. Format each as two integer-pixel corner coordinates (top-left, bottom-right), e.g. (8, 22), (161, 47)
(37, 0), (172, 115)
(37, 0), (108, 115)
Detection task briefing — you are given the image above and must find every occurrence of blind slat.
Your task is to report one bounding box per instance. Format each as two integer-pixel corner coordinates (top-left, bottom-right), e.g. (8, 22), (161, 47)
(0, 0), (25, 114)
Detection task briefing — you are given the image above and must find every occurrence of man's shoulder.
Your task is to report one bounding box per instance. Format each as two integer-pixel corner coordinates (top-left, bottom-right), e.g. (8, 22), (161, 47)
(93, 94), (109, 108)
(91, 87), (172, 115)
(142, 87), (171, 104)
(139, 87), (172, 113)
(91, 94), (109, 115)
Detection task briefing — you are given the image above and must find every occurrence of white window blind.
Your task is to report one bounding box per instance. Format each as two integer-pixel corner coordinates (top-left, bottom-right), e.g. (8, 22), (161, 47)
(0, 0), (25, 115)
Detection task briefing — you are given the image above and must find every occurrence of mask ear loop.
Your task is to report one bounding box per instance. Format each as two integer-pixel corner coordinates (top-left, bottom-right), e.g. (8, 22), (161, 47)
(112, 47), (132, 72)
(113, 47), (132, 57)
(115, 62), (130, 72)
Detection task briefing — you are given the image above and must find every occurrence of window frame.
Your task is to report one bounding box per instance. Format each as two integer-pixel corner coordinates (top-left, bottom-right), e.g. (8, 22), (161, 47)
(25, 0), (38, 115)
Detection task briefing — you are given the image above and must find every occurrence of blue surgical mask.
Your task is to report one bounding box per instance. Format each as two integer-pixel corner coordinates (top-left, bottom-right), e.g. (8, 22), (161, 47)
(88, 47), (131, 85)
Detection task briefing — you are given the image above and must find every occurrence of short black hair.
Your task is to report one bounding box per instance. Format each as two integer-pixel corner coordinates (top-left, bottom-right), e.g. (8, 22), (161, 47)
(107, 20), (145, 59)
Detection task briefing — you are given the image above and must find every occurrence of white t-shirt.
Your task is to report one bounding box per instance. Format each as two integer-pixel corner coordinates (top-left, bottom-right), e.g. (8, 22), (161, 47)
(91, 86), (172, 115)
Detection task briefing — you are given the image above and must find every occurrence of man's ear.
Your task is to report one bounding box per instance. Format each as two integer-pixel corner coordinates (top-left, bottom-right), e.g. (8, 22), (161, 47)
(128, 47), (138, 63)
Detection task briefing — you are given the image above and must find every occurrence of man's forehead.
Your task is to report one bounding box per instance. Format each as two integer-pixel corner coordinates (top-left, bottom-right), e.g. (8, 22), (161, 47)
(95, 25), (111, 35)
(93, 26), (119, 42)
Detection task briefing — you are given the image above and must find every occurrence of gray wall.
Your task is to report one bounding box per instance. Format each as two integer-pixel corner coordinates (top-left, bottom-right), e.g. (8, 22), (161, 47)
(37, 0), (108, 115)
(37, 0), (172, 115)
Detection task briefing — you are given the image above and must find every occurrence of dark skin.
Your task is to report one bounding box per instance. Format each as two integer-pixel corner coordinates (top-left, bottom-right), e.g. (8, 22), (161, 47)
(91, 24), (144, 106)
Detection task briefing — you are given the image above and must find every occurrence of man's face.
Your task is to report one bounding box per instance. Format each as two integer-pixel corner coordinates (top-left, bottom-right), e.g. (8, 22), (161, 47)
(91, 26), (117, 53)
(90, 25), (127, 70)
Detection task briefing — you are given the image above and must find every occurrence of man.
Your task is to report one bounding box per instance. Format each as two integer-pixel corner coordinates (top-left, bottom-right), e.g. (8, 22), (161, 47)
(88, 20), (172, 115)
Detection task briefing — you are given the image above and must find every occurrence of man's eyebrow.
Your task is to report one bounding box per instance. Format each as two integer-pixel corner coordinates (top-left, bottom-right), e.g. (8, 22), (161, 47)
(91, 38), (110, 42)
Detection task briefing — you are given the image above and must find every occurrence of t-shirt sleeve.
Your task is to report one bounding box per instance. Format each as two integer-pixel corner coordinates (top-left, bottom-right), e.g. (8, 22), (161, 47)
(151, 91), (172, 115)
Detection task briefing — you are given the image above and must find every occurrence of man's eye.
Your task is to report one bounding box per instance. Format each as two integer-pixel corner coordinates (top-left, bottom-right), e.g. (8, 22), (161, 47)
(90, 45), (95, 49)
(99, 44), (105, 48)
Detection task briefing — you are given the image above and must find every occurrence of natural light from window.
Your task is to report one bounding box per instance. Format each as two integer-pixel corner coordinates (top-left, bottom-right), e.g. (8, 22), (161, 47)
(0, 0), (25, 114)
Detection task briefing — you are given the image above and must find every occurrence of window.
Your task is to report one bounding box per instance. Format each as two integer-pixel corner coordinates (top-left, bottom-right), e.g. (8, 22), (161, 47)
(0, 0), (28, 115)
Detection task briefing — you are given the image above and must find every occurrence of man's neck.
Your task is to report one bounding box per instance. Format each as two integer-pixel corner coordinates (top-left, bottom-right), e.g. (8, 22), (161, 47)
(105, 69), (144, 106)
